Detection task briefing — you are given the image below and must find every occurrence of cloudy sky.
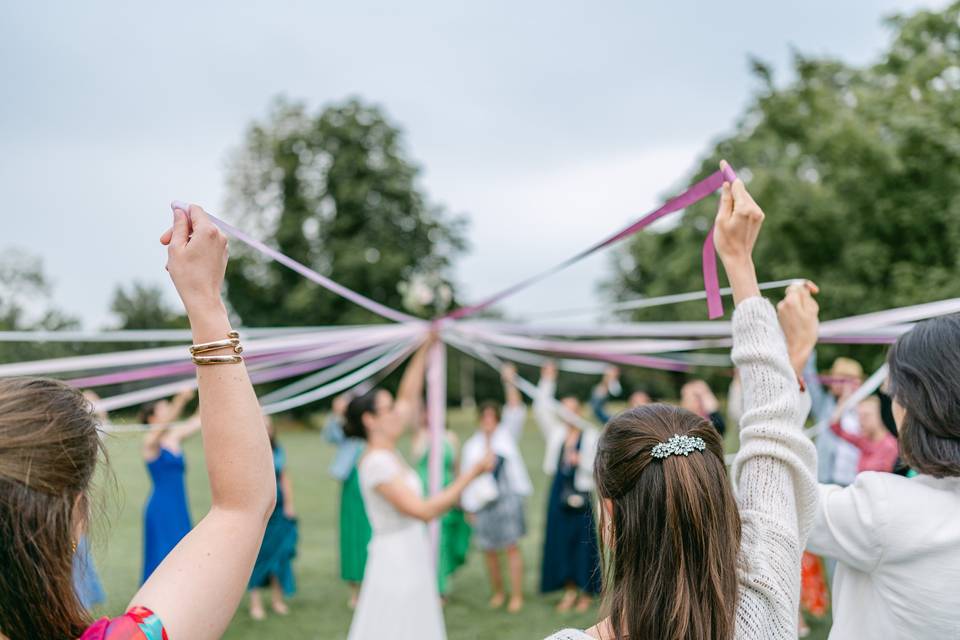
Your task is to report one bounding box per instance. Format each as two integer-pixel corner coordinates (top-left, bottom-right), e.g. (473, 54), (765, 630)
(0, 0), (947, 327)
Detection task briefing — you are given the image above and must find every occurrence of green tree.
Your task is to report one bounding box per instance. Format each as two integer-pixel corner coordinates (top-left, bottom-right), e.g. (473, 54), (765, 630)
(110, 281), (188, 329)
(0, 248), (80, 363)
(223, 97), (468, 326)
(606, 1), (960, 335)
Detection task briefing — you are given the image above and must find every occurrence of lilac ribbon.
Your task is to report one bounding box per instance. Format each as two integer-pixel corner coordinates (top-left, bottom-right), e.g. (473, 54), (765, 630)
(446, 166), (737, 321)
(170, 201), (418, 324)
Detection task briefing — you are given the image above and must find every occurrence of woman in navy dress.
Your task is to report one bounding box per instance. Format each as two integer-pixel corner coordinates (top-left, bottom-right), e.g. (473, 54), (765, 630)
(140, 388), (201, 583)
(534, 364), (602, 613)
(248, 415), (299, 620)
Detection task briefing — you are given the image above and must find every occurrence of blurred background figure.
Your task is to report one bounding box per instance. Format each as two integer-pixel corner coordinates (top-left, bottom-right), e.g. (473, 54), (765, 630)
(462, 364), (531, 613)
(139, 388), (200, 583)
(829, 396), (899, 475)
(323, 393), (371, 608)
(412, 407), (472, 601)
(806, 355), (864, 485)
(73, 391), (107, 611)
(249, 414), (299, 621)
(534, 362), (601, 614)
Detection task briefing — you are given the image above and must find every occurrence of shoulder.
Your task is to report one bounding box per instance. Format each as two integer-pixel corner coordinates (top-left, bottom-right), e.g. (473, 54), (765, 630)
(360, 449), (405, 486)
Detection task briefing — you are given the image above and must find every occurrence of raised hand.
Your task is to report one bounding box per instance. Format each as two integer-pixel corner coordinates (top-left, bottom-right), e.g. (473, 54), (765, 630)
(777, 281), (821, 378)
(541, 361), (558, 381)
(713, 161), (763, 304)
(161, 204), (229, 316)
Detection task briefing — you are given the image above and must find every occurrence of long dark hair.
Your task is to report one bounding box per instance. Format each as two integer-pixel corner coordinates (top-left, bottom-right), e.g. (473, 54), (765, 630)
(344, 391), (379, 440)
(0, 377), (104, 640)
(887, 313), (960, 477)
(594, 404), (741, 640)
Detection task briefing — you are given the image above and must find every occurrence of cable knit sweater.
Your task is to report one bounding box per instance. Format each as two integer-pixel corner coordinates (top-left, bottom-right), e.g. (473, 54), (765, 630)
(546, 297), (819, 640)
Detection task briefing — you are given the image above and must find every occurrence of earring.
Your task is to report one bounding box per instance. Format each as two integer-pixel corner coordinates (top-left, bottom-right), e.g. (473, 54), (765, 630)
(71, 539), (78, 555)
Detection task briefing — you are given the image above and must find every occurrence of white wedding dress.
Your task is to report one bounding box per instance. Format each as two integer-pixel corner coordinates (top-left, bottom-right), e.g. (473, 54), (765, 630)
(347, 449), (446, 640)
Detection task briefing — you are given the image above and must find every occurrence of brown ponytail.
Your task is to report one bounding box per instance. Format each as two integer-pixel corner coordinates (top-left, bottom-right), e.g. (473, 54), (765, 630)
(0, 377), (104, 640)
(594, 404), (742, 640)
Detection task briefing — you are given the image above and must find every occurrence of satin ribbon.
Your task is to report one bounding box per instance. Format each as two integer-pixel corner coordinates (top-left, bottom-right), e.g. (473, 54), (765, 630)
(446, 165), (737, 321)
(171, 201), (419, 324)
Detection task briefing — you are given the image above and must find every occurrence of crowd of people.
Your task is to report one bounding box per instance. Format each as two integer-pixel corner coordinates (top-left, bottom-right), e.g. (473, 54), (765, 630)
(1, 173), (959, 640)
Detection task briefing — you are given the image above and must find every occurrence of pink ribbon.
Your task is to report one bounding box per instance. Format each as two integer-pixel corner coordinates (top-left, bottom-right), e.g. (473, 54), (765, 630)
(446, 165), (737, 320)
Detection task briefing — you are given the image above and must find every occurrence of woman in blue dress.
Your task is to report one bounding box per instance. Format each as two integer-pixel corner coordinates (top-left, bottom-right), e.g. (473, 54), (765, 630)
(140, 388), (201, 584)
(248, 415), (299, 620)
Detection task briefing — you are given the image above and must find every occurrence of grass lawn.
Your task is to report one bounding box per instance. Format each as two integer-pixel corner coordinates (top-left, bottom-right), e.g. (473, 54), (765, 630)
(88, 408), (830, 639)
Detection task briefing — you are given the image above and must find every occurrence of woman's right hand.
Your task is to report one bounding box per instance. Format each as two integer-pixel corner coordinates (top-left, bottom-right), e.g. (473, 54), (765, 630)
(160, 204), (229, 316)
(471, 449), (496, 478)
(777, 281), (820, 379)
(713, 161), (763, 304)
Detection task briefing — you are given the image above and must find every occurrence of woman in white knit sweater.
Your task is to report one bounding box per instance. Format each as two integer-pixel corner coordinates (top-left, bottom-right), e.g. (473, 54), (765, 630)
(547, 165), (820, 640)
(806, 313), (960, 639)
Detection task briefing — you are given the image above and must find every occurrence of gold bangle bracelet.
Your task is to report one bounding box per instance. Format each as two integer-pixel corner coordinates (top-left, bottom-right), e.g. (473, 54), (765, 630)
(189, 338), (243, 355)
(193, 355), (244, 365)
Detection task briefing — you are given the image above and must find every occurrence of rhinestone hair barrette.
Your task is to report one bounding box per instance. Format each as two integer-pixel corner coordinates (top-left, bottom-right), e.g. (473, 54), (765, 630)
(651, 434), (707, 460)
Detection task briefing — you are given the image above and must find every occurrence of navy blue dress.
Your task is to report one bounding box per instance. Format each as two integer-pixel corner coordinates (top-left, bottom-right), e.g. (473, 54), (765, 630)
(142, 448), (192, 583)
(540, 440), (602, 594)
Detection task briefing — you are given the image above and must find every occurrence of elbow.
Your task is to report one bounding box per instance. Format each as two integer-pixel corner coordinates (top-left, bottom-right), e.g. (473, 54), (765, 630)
(259, 489), (278, 524)
(255, 473), (278, 523)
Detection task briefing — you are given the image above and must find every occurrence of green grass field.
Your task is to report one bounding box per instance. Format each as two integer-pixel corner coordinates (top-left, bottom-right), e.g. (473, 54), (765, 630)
(87, 408), (830, 639)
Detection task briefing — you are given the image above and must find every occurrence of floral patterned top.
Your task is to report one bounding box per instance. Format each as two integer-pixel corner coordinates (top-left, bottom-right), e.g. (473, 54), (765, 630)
(79, 606), (167, 640)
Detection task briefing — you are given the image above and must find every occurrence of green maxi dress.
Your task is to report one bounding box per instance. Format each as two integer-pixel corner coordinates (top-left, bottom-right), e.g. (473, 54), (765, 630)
(340, 455), (372, 583)
(417, 437), (472, 595)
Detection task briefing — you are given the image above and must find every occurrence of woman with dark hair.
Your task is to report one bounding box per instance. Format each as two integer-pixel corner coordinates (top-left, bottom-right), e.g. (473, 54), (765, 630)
(345, 339), (494, 640)
(0, 203), (276, 640)
(139, 387), (201, 583)
(547, 166), (820, 639)
(806, 313), (960, 639)
(248, 414), (299, 620)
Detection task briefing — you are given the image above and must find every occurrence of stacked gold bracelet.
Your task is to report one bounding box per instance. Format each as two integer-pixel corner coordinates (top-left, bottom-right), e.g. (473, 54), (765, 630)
(191, 330), (244, 365)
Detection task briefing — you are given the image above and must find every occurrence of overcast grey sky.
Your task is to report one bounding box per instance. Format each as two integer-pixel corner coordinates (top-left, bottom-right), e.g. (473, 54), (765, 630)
(0, 1), (947, 327)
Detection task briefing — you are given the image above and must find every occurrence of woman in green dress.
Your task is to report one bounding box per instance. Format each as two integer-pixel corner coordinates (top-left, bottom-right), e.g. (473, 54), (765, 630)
(413, 424), (472, 598)
(323, 394), (372, 609)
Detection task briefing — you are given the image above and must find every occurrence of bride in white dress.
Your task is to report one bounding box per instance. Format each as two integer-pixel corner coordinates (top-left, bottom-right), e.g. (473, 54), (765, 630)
(344, 340), (493, 640)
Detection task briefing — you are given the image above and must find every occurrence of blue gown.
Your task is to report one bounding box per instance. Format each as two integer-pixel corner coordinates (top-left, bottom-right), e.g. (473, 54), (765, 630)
(540, 440), (602, 595)
(248, 446), (298, 595)
(142, 448), (192, 583)
(73, 535), (105, 609)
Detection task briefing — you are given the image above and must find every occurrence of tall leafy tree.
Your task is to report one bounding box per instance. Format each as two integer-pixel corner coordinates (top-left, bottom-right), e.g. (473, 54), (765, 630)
(223, 97), (467, 326)
(606, 1), (960, 336)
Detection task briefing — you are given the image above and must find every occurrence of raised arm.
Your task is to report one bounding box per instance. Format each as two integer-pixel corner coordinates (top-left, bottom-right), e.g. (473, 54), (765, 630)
(714, 166), (819, 634)
(500, 363), (527, 441)
(322, 394), (349, 445)
(533, 362), (564, 440)
(830, 421), (868, 450)
(168, 412), (203, 445)
(132, 204), (276, 640)
(394, 338), (432, 427)
(502, 363), (522, 408)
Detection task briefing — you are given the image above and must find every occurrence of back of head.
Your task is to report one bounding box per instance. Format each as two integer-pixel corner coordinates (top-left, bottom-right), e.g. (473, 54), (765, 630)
(887, 314), (960, 477)
(0, 377), (103, 640)
(594, 403), (741, 640)
(344, 391), (377, 440)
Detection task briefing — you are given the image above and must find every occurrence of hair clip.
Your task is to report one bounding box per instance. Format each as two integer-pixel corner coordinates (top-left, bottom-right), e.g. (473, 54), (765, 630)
(651, 434), (707, 460)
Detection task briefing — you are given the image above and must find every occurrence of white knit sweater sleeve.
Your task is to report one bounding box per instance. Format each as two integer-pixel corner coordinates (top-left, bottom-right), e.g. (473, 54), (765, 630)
(729, 297), (819, 640)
